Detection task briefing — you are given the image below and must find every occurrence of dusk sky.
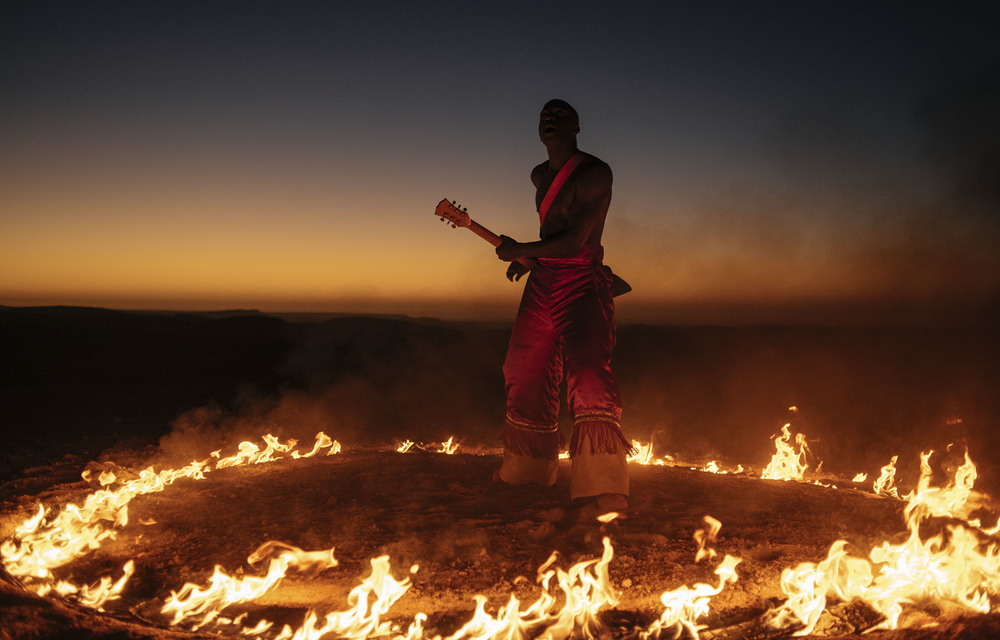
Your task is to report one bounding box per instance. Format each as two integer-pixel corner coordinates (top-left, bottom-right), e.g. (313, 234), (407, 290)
(2, 1), (998, 325)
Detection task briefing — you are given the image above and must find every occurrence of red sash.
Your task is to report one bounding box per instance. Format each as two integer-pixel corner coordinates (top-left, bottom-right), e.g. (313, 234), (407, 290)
(538, 151), (585, 226)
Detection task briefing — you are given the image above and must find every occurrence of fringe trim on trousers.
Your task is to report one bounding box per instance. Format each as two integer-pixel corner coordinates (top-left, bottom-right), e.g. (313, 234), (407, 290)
(502, 413), (564, 460)
(569, 416), (636, 457)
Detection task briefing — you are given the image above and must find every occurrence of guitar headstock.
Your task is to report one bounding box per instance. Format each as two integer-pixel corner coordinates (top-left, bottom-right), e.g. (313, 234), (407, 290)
(435, 198), (471, 229)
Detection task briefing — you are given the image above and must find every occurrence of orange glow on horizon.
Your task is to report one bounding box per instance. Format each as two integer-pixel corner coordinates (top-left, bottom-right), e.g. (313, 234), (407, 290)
(4, 174), (998, 325)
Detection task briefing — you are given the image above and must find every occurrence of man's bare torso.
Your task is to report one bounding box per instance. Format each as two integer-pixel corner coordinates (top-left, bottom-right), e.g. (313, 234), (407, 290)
(531, 152), (612, 247)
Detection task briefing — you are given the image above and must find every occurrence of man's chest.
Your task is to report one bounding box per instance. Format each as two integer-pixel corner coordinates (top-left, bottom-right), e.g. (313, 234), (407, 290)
(535, 175), (577, 217)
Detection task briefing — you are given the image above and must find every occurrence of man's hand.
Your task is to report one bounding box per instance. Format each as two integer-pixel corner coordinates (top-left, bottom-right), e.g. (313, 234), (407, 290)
(506, 261), (529, 282)
(496, 235), (520, 262)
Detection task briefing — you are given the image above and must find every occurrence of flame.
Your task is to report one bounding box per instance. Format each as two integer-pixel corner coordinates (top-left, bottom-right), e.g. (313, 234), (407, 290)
(3, 430), (636, 638)
(395, 437), (459, 454)
(442, 594), (526, 640)
(1, 457), (211, 585)
(439, 436), (459, 455)
(625, 441), (746, 474)
(162, 541), (339, 628)
(1, 431), (337, 608)
(5, 427), (998, 638)
(694, 516), (722, 563)
(42, 560), (135, 610)
(530, 536), (620, 638)
(397, 440), (415, 453)
(852, 472), (868, 482)
(214, 434), (297, 468)
(271, 554), (413, 640)
(765, 540), (873, 635)
(626, 440), (680, 467)
(903, 448), (982, 522)
(627, 440), (655, 465)
(637, 515), (742, 638)
(291, 431), (342, 458)
(873, 455), (900, 498)
(640, 555), (742, 639)
(691, 462), (744, 475)
(761, 423), (810, 481)
(766, 448), (1000, 635)
(159, 534), (630, 640)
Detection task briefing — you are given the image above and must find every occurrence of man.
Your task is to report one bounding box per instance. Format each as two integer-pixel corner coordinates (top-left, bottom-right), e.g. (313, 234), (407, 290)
(494, 99), (632, 511)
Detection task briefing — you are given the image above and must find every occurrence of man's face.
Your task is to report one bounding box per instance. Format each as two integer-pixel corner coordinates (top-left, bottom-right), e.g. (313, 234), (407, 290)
(538, 100), (580, 144)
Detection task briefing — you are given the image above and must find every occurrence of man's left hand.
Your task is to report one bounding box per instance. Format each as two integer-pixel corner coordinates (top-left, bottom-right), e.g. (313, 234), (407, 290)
(505, 261), (529, 282)
(496, 235), (520, 261)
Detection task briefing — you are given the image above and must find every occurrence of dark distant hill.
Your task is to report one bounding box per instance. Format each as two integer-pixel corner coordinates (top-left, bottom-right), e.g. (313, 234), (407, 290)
(0, 307), (289, 475)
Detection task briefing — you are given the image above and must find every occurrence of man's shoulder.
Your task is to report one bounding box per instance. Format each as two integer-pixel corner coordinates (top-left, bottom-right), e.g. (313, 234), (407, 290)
(577, 153), (612, 184)
(530, 161), (548, 185)
(579, 151), (609, 168)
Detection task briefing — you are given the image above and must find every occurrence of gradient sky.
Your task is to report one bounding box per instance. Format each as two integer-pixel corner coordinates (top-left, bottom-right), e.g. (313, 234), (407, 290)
(2, 1), (999, 325)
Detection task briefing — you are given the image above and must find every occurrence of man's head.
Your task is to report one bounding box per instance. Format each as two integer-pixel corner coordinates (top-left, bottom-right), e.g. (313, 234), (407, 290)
(539, 99), (580, 144)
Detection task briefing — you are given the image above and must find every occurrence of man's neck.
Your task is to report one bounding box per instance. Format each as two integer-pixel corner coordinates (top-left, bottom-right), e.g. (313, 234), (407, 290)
(545, 142), (579, 171)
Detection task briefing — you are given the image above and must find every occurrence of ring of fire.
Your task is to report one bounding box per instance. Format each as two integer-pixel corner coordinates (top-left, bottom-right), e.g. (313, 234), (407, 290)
(2, 426), (999, 639)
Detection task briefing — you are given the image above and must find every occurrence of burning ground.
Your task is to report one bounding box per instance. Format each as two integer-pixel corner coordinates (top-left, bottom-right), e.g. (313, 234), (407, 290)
(3, 435), (1000, 639)
(2, 307), (1000, 638)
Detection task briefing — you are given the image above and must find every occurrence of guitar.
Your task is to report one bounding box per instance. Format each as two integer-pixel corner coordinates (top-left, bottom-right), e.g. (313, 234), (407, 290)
(433, 198), (632, 296)
(434, 198), (535, 273)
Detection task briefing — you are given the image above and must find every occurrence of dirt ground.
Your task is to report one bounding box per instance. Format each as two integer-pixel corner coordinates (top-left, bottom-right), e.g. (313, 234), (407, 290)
(2, 440), (999, 640)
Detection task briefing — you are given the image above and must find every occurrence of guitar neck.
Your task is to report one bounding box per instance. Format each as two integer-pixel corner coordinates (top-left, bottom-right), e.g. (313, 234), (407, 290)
(466, 217), (534, 270)
(435, 199), (534, 270)
(466, 219), (502, 247)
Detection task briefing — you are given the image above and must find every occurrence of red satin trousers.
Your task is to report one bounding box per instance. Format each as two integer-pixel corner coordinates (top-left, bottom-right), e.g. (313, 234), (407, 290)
(502, 246), (629, 460)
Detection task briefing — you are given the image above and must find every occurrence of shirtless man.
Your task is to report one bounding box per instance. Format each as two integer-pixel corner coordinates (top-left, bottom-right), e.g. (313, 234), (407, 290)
(494, 99), (631, 511)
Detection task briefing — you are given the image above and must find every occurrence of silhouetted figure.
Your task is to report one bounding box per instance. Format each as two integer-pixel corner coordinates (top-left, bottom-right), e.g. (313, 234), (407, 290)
(495, 99), (632, 511)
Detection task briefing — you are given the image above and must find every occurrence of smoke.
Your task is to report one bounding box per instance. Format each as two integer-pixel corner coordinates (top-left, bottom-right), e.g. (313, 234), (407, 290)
(605, 54), (1000, 327)
(156, 390), (350, 467)
(914, 56), (1000, 218)
(156, 317), (510, 467)
(135, 313), (1000, 495)
(902, 54), (1000, 322)
(615, 324), (1000, 491)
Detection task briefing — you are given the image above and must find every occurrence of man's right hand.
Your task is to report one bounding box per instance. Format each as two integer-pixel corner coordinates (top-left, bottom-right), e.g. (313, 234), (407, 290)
(506, 261), (530, 282)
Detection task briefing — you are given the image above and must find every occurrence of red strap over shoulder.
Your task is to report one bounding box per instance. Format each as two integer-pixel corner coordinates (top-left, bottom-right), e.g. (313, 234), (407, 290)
(538, 151), (585, 225)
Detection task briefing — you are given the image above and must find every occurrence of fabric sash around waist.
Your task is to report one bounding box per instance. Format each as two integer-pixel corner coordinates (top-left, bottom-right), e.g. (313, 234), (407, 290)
(536, 245), (604, 268)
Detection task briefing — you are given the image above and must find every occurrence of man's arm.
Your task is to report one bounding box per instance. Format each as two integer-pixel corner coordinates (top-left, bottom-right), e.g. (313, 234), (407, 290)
(497, 161), (612, 262)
